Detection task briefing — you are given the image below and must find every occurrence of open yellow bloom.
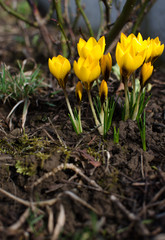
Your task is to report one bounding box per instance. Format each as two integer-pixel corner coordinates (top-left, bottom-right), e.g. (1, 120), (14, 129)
(100, 53), (112, 81)
(116, 42), (145, 79)
(140, 62), (154, 87)
(77, 36), (105, 60)
(120, 32), (146, 53)
(120, 32), (135, 50)
(99, 80), (108, 104)
(48, 55), (71, 89)
(75, 81), (83, 103)
(73, 56), (101, 91)
(145, 37), (164, 63)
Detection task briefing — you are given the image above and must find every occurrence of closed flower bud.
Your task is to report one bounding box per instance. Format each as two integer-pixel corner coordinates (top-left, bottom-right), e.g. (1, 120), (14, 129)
(101, 53), (112, 81)
(140, 62), (153, 88)
(48, 55), (71, 89)
(99, 80), (108, 104)
(75, 81), (83, 104)
(77, 36), (105, 60)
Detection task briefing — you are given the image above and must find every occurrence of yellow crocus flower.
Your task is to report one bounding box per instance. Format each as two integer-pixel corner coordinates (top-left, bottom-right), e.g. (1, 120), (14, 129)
(132, 34), (147, 54)
(73, 56), (101, 90)
(48, 55), (71, 89)
(140, 62), (154, 88)
(120, 32), (135, 50)
(100, 53), (112, 81)
(116, 42), (145, 79)
(145, 37), (164, 63)
(77, 36), (105, 60)
(75, 81), (83, 103)
(119, 32), (147, 57)
(99, 80), (108, 104)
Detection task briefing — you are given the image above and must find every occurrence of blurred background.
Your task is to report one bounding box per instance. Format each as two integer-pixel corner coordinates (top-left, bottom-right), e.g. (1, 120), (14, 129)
(0, 0), (164, 67)
(36, 0), (165, 62)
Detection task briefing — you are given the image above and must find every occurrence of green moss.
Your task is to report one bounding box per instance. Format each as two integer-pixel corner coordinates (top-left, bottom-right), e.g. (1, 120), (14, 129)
(57, 146), (71, 165)
(15, 158), (37, 176)
(0, 133), (51, 176)
(87, 147), (102, 162)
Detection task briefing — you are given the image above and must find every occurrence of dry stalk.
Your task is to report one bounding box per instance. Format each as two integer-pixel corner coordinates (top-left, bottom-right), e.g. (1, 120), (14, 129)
(48, 117), (67, 148)
(46, 206), (54, 234)
(31, 163), (102, 191)
(138, 186), (165, 218)
(7, 208), (30, 234)
(103, 149), (111, 174)
(150, 186), (165, 203)
(0, 187), (59, 207)
(51, 204), (65, 240)
(110, 195), (150, 236)
(64, 190), (100, 214)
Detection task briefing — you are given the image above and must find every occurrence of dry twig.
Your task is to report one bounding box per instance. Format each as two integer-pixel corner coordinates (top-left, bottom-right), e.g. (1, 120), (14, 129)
(32, 163), (102, 190)
(110, 195), (150, 236)
(7, 208), (30, 234)
(64, 190), (100, 214)
(47, 206), (54, 234)
(51, 204), (65, 240)
(0, 187), (59, 207)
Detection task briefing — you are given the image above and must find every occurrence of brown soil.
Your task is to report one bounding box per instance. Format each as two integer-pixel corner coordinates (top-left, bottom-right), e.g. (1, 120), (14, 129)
(0, 9), (165, 240)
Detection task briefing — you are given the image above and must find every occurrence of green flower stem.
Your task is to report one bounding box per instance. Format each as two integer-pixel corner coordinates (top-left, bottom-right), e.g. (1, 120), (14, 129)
(132, 89), (141, 121)
(100, 105), (104, 126)
(63, 89), (77, 127)
(96, 79), (100, 92)
(75, 0), (94, 37)
(132, 73), (136, 107)
(87, 90), (103, 134)
(124, 79), (129, 121)
(78, 105), (82, 133)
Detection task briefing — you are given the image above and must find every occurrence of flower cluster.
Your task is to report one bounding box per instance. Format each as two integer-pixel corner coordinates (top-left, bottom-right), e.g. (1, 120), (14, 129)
(48, 33), (164, 137)
(73, 36), (114, 136)
(116, 32), (164, 120)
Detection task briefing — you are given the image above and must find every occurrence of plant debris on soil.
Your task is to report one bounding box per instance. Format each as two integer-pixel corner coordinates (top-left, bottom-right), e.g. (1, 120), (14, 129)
(0, 9), (165, 240)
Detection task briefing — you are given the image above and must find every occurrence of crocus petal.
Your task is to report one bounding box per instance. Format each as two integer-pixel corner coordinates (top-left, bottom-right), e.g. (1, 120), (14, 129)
(79, 66), (91, 83)
(48, 58), (61, 80)
(75, 81), (83, 103)
(98, 36), (106, 55)
(59, 58), (71, 80)
(77, 38), (86, 57)
(82, 37), (97, 58)
(137, 32), (143, 43)
(141, 62), (153, 87)
(90, 45), (102, 59)
(116, 43), (124, 68)
(120, 32), (127, 46)
(88, 64), (101, 82)
(74, 56), (101, 90)
(73, 60), (81, 79)
(77, 36), (105, 60)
